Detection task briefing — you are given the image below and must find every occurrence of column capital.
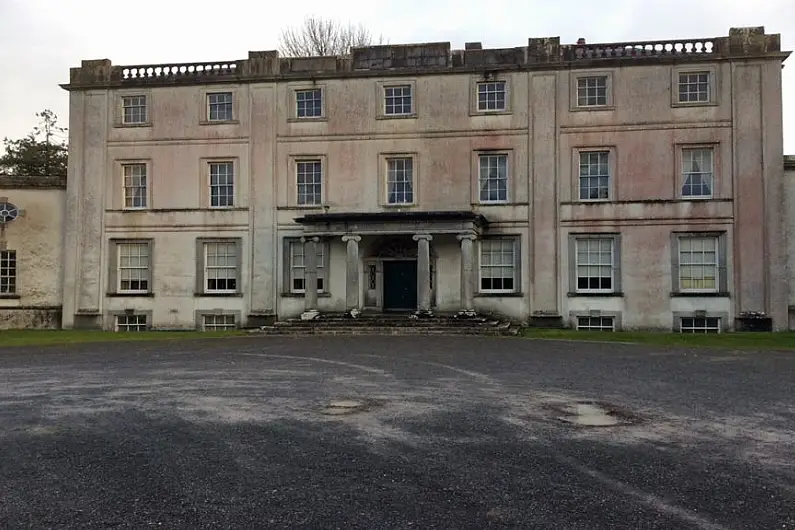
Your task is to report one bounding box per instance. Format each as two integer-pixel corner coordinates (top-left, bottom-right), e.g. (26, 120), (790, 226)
(300, 236), (320, 243)
(457, 232), (477, 242)
(412, 233), (433, 242)
(342, 235), (362, 243)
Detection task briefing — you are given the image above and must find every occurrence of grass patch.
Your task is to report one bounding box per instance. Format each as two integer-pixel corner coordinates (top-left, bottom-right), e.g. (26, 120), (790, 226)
(0, 329), (248, 348)
(520, 328), (795, 350)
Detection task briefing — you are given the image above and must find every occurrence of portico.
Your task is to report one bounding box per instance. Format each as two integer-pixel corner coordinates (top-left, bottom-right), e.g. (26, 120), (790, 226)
(294, 211), (487, 316)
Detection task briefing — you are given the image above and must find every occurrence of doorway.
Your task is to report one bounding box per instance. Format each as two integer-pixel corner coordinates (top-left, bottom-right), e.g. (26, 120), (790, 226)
(383, 260), (417, 311)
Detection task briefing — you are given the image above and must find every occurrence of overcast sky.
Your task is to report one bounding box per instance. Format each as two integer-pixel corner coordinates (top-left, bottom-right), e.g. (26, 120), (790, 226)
(1, 0), (793, 151)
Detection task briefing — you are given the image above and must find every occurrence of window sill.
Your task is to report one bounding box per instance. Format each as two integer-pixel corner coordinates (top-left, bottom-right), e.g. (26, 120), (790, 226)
(281, 292), (332, 298)
(567, 292), (624, 298)
(0, 294), (21, 299)
(680, 196), (714, 201)
(113, 122), (152, 128)
(376, 114), (418, 120)
(578, 198), (612, 203)
(671, 101), (718, 108)
(199, 119), (240, 126)
(570, 105), (615, 112)
(287, 117), (328, 123)
(670, 292), (730, 298)
(381, 203), (417, 209)
(469, 109), (511, 116)
(195, 292), (244, 298)
(475, 292), (523, 298)
(107, 293), (154, 298)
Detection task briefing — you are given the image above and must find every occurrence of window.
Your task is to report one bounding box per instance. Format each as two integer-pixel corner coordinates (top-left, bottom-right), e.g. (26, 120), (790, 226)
(680, 317), (720, 334)
(289, 241), (325, 293)
(209, 162), (234, 207)
(123, 163), (147, 209)
(577, 316), (615, 331)
(386, 158), (414, 204)
(579, 151), (610, 200)
(384, 85), (412, 116)
(296, 89), (323, 118)
(122, 95), (147, 124)
(577, 76), (607, 107)
(478, 154), (508, 203)
(207, 92), (233, 121)
(678, 236), (718, 291)
(575, 237), (615, 292)
(297, 160), (322, 206)
(678, 72), (710, 103)
(681, 148), (714, 198)
(202, 314), (236, 331)
(0, 250), (16, 295)
(204, 242), (238, 293)
(477, 81), (506, 111)
(117, 243), (150, 293)
(479, 239), (516, 293)
(115, 314), (147, 332)
(0, 201), (19, 223)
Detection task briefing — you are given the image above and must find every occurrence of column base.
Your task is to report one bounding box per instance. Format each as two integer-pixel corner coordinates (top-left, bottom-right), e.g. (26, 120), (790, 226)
(300, 309), (320, 321)
(455, 309), (478, 319)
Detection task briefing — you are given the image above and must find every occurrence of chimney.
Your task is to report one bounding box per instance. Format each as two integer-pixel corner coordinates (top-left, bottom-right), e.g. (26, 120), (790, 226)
(577, 38), (586, 45)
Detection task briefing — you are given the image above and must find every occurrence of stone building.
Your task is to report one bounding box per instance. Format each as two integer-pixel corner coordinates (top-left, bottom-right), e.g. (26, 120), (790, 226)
(0, 176), (66, 329)
(54, 26), (792, 332)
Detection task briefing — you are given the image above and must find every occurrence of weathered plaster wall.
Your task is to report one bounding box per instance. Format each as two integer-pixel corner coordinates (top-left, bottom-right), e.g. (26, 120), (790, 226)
(0, 178), (65, 329)
(785, 156), (795, 329)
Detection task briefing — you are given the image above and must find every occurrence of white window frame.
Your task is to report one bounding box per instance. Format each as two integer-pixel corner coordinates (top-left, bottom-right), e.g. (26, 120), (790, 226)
(117, 243), (150, 294)
(677, 71), (710, 104)
(296, 88), (324, 118)
(209, 161), (235, 208)
(680, 316), (721, 334)
(122, 95), (148, 125)
(574, 237), (615, 293)
(289, 241), (325, 294)
(204, 241), (238, 294)
(122, 163), (147, 209)
(296, 159), (323, 206)
(0, 249), (16, 295)
(478, 153), (509, 204)
(478, 238), (517, 294)
(576, 316), (616, 331)
(384, 85), (413, 116)
(115, 314), (147, 332)
(207, 92), (234, 122)
(477, 81), (507, 112)
(578, 150), (611, 201)
(202, 314), (237, 331)
(386, 157), (414, 205)
(576, 76), (608, 107)
(677, 236), (719, 293)
(681, 147), (714, 199)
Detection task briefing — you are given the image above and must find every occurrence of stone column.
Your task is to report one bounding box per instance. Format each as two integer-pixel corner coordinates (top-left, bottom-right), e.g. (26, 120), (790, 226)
(342, 235), (362, 314)
(413, 234), (433, 314)
(457, 233), (477, 315)
(301, 236), (319, 317)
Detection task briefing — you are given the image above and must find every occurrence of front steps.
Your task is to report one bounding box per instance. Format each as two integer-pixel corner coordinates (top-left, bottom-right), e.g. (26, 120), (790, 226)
(250, 313), (519, 337)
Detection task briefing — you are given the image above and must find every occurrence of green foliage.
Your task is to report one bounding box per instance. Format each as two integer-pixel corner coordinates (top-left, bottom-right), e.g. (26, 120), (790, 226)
(0, 110), (68, 176)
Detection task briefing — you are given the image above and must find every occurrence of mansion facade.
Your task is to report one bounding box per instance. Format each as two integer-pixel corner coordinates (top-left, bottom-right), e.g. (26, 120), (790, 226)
(1, 26), (793, 332)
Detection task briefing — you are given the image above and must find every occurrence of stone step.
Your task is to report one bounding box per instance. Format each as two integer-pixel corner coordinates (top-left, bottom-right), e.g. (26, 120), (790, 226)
(251, 325), (518, 337)
(272, 318), (501, 328)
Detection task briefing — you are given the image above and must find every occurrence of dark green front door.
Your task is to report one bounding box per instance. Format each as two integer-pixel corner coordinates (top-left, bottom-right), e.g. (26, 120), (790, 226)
(383, 260), (417, 311)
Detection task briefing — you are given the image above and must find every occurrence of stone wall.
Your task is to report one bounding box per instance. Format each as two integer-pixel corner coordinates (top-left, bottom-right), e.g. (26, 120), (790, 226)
(0, 176), (66, 330)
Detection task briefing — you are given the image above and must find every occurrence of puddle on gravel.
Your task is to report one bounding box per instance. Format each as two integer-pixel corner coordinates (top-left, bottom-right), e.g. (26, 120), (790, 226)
(320, 398), (382, 416)
(554, 401), (640, 427)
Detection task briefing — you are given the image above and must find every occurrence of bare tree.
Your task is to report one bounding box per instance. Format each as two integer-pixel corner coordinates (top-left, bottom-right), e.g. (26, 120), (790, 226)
(279, 16), (384, 57)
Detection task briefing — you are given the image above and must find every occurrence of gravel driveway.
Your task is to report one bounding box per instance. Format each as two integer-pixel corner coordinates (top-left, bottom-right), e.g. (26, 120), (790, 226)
(0, 336), (793, 529)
